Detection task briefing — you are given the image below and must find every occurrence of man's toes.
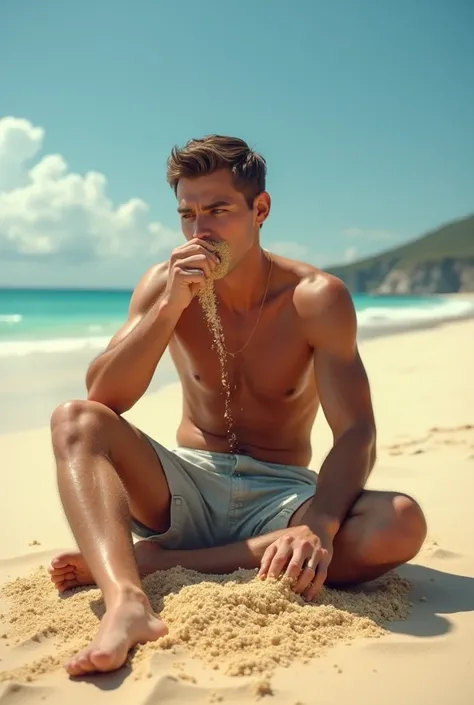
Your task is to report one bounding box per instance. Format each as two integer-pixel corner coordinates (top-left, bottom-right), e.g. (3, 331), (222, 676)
(65, 659), (77, 676)
(60, 571), (77, 581)
(89, 648), (124, 672)
(48, 565), (69, 576)
(76, 654), (98, 675)
(51, 570), (75, 583)
(50, 555), (73, 569)
(66, 647), (127, 676)
(66, 652), (97, 677)
(49, 564), (74, 578)
(56, 578), (80, 593)
(65, 656), (83, 677)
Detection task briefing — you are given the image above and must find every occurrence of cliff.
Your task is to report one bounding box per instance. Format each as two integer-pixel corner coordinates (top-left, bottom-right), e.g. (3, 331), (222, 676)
(326, 214), (474, 294)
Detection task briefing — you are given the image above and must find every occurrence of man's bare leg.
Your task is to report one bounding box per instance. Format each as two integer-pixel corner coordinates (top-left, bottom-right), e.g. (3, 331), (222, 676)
(50, 399), (173, 677)
(50, 489), (427, 592)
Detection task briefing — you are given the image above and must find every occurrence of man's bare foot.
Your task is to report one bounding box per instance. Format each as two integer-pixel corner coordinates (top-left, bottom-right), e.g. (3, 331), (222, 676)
(48, 541), (166, 593)
(65, 588), (168, 676)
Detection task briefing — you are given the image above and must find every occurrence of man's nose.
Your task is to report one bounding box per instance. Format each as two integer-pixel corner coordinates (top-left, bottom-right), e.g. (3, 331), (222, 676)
(192, 215), (212, 239)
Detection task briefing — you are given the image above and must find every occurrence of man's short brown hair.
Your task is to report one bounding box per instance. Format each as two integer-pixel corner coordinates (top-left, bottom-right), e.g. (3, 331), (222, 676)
(166, 135), (267, 208)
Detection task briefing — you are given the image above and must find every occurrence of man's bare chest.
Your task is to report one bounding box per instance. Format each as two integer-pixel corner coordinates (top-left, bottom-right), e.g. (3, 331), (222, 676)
(170, 299), (313, 403)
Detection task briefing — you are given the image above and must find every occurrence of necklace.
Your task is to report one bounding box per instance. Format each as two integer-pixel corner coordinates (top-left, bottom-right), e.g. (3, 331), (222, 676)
(224, 252), (273, 357)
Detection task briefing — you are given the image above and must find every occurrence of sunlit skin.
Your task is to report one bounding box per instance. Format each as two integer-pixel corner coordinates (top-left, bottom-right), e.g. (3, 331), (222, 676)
(47, 168), (427, 677)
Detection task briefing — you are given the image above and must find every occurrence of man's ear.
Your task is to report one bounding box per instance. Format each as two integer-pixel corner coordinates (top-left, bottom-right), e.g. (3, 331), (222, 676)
(254, 191), (271, 228)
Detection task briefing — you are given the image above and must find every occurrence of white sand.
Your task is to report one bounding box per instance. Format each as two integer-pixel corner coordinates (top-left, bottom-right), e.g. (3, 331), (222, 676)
(0, 318), (473, 704)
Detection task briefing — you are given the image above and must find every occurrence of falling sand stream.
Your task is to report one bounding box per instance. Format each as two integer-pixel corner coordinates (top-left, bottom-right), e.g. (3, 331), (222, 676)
(196, 240), (237, 451)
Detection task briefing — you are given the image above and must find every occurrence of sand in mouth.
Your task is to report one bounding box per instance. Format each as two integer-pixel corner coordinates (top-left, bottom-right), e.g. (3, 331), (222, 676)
(0, 565), (412, 683)
(197, 240), (237, 450)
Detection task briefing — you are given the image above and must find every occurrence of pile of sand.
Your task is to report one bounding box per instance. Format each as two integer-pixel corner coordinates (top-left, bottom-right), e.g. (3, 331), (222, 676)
(0, 565), (411, 684)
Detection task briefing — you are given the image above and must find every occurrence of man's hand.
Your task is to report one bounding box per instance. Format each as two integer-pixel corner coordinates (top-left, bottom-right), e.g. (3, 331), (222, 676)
(258, 525), (333, 601)
(162, 238), (223, 313)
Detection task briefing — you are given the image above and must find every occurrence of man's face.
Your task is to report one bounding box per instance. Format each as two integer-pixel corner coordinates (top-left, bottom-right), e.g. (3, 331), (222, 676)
(176, 169), (269, 272)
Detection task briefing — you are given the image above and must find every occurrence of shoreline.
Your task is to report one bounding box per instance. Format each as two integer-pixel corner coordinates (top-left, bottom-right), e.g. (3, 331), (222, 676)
(358, 303), (474, 341)
(2, 291), (473, 357)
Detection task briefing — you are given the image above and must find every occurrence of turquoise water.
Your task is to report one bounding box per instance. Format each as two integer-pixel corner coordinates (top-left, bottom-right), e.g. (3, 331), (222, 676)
(0, 289), (130, 343)
(1, 287), (473, 357)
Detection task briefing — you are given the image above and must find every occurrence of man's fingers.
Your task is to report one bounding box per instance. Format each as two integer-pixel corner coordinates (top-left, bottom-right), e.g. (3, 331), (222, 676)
(197, 239), (223, 262)
(259, 536), (333, 591)
(173, 240), (220, 264)
(304, 557), (330, 601)
(258, 543), (278, 578)
(292, 548), (320, 594)
(284, 547), (307, 582)
(284, 559), (306, 583)
(179, 254), (214, 279)
(267, 546), (293, 579)
(293, 565), (316, 594)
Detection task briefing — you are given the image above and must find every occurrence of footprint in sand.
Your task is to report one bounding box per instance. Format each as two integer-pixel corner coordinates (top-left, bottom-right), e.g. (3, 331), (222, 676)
(385, 424), (474, 457)
(429, 547), (463, 561)
(421, 539), (462, 561)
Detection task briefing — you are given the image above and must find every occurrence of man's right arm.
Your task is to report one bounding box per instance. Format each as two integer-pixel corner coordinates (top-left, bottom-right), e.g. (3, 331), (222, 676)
(85, 262), (180, 415)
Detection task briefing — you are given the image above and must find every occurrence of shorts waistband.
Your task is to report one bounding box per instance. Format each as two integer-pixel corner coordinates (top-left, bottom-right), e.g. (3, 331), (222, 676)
(174, 446), (239, 474)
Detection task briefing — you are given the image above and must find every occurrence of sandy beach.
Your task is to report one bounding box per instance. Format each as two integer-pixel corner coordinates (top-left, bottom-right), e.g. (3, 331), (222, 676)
(0, 318), (473, 704)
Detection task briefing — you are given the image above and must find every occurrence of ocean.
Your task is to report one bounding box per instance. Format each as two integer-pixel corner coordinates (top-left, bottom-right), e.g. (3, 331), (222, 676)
(1, 287), (473, 358)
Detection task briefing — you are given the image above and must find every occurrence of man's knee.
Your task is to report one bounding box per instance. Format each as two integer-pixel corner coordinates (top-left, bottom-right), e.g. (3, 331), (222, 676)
(363, 493), (427, 565)
(50, 399), (115, 456)
(392, 493), (427, 556)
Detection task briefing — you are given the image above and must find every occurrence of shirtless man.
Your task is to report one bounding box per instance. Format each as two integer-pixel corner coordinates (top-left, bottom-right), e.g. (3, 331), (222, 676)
(48, 135), (427, 677)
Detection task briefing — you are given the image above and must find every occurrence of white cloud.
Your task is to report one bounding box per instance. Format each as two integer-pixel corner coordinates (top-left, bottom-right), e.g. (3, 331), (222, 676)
(343, 227), (397, 242)
(0, 116), (180, 264)
(344, 246), (358, 263)
(268, 240), (308, 259)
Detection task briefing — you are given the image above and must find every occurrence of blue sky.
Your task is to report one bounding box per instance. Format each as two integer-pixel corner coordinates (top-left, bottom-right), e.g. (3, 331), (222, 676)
(1, 0), (473, 288)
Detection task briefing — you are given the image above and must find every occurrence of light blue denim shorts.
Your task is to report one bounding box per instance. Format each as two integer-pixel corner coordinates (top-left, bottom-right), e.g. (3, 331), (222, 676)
(131, 436), (318, 550)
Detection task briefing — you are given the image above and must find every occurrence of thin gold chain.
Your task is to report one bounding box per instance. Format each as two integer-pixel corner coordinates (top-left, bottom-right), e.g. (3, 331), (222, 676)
(224, 253), (273, 357)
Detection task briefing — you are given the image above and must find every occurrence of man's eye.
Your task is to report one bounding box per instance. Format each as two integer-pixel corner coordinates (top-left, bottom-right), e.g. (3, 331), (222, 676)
(181, 213), (194, 220)
(211, 209), (226, 215)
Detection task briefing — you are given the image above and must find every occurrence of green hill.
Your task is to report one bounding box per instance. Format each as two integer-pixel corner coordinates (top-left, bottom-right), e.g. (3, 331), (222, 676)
(326, 213), (474, 294)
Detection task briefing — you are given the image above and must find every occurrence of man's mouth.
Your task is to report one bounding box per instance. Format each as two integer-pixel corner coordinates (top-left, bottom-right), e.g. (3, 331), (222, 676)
(204, 237), (222, 262)
(207, 240), (231, 281)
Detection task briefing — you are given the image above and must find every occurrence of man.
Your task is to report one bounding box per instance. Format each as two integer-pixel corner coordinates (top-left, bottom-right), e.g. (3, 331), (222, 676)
(48, 135), (427, 677)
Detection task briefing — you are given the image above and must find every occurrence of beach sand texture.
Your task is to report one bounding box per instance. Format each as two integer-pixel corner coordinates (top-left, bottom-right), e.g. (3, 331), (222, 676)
(0, 319), (473, 704)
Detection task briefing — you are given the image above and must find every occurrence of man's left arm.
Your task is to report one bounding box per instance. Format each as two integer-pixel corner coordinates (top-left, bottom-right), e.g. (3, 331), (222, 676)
(257, 275), (377, 597)
(300, 275), (377, 540)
